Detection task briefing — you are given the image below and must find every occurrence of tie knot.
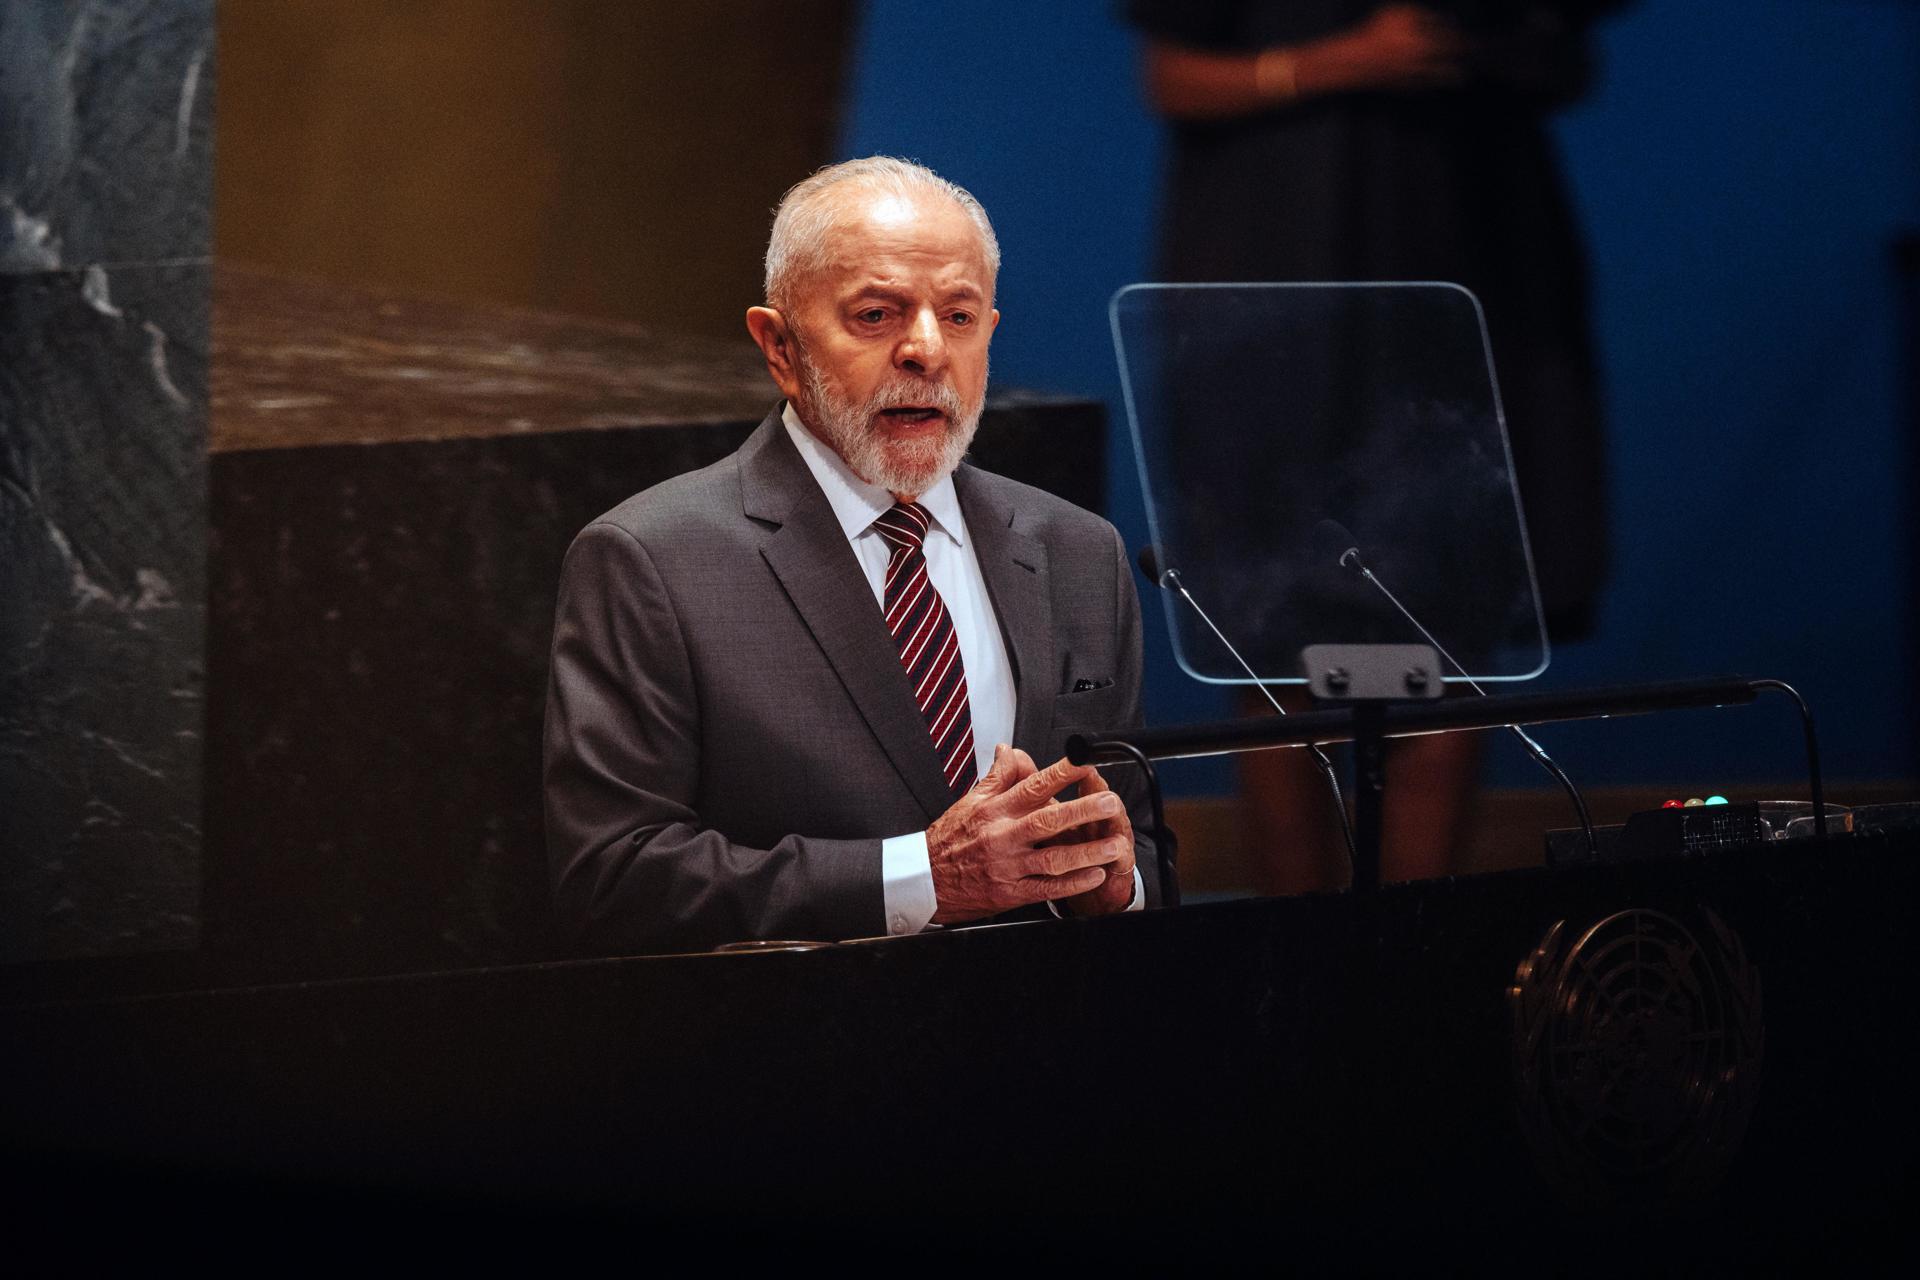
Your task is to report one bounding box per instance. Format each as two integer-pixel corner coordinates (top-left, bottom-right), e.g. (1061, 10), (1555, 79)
(873, 501), (932, 554)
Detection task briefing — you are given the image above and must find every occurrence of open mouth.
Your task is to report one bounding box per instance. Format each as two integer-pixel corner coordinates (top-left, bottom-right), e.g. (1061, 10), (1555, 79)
(877, 406), (944, 425)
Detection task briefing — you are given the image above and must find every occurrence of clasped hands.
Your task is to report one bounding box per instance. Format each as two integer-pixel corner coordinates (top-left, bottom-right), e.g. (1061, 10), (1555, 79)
(925, 744), (1136, 924)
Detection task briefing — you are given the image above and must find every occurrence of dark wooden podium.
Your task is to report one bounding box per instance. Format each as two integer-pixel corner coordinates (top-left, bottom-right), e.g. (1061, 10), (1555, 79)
(4, 832), (1915, 1266)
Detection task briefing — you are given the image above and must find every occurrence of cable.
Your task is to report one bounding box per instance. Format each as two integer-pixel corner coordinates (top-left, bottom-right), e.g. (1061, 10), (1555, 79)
(1749, 678), (1827, 838)
(1095, 738), (1178, 908)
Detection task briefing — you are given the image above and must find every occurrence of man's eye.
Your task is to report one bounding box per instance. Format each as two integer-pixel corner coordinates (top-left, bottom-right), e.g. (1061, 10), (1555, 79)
(949, 311), (973, 326)
(857, 308), (887, 323)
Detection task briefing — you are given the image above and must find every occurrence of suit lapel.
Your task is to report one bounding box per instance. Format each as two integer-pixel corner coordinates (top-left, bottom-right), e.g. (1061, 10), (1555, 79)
(742, 411), (954, 822)
(956, 467), (1054, 755)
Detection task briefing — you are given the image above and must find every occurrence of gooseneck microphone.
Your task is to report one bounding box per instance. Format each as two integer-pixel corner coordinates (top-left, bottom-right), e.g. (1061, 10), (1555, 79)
(1312, 519), (1597, 858)
(1137, 546), (1358, 865)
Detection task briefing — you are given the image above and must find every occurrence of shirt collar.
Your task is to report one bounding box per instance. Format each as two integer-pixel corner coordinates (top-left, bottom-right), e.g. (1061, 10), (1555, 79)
(780, 401), (965, 548)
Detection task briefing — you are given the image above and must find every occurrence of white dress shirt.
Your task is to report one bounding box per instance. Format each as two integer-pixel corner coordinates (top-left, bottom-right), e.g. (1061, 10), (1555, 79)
(781, 405), (1141, 935)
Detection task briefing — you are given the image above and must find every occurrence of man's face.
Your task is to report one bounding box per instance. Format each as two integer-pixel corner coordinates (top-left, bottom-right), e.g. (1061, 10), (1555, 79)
(770, 188), (998, 498)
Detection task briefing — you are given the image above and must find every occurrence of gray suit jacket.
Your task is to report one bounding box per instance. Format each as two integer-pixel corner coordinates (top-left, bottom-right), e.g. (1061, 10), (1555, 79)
(543, 406), (1155, 954)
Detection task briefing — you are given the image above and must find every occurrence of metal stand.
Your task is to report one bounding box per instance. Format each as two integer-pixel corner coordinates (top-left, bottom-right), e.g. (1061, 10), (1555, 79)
(1302, 644), (1443, 894)
(1348, 703), (1386, 892)
(1070, 674), (1828, 897)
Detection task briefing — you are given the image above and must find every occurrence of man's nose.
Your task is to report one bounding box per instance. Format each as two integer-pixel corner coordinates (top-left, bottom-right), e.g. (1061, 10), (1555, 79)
(895, 307), (947, 376)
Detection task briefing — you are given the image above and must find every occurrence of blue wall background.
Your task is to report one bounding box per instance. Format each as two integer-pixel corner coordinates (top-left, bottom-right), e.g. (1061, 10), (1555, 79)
(841, 0), (1919, 794)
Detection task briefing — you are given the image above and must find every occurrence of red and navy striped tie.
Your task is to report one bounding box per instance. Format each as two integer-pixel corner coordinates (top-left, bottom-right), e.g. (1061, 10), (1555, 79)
(873, 502), (977, 799)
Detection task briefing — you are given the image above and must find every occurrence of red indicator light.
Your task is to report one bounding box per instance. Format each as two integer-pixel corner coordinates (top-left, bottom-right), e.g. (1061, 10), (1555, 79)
(1661, 799), (1683, 809)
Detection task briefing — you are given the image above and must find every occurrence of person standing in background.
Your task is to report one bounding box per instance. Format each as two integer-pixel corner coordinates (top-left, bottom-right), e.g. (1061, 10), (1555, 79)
(1128, 2), (1617, 891)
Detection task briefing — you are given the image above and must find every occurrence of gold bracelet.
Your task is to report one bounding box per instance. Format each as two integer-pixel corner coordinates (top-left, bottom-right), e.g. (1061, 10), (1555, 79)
(1255, 47), (1299, 102)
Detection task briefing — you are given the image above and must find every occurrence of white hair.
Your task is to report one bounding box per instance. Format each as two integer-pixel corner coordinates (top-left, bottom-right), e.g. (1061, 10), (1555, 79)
(763, 156), (1000, 314)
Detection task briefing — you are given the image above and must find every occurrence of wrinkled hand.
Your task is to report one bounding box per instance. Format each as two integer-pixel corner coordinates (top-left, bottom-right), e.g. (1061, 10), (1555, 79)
(1307, 4), (1465, 94)
(926, 746), (1133, 924)
(1053, 766), (1137, 917)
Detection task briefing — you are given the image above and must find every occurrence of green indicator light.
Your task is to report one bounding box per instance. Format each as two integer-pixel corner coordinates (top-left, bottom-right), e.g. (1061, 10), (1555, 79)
(1705, 795), (1729, 806)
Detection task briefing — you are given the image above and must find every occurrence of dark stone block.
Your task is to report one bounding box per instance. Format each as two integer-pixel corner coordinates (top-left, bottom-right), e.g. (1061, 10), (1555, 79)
(0, 263), (208, 962)
(203, 268), (1106, 980)
(0, 0), (214, 273)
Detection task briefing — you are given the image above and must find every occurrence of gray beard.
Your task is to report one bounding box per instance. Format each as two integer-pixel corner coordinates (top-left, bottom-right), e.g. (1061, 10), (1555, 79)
(795, 347), (984, 497)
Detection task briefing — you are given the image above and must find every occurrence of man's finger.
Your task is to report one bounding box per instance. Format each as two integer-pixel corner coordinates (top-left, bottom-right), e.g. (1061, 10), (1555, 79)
(1020, 790), (1124, 842)
(1024, 867), (1108, 901)
(997, 755), (1094, 813)
(973, 743), (1022, 797)
(1021, 834), (1129, 880)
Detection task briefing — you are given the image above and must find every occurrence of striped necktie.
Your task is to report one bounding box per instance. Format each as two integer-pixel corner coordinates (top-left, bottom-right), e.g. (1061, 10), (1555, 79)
(872, 501), (978, 799)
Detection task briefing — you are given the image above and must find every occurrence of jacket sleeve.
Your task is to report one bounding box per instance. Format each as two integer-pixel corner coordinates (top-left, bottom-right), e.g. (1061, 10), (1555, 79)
(542, 521), (883, 955)
(1107, 522), (1166, 908)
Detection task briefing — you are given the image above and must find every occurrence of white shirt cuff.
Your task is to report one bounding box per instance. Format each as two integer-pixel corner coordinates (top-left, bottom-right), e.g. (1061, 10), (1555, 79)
(881, 831), (939, 936)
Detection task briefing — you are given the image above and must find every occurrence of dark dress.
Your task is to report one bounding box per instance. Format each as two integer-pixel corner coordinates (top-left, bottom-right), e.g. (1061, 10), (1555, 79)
(1127, 0), (1615, 639)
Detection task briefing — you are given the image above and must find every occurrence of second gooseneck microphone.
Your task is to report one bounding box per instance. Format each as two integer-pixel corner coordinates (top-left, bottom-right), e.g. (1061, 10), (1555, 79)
(1313, 519), (1597, 858)
(1137, 545), (1358, 866)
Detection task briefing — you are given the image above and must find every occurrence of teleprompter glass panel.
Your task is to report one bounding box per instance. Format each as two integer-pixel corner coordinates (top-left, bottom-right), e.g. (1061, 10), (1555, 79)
(1111, 283), (1547, 684)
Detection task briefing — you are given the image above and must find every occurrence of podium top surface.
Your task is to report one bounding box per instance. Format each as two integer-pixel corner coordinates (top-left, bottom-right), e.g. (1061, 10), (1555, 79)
(210, 267), (1097, 454)
(209, 264), (772, 452)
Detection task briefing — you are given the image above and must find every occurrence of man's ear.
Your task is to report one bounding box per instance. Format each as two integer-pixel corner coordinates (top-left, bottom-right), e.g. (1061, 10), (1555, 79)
(745, 306), (803, 403)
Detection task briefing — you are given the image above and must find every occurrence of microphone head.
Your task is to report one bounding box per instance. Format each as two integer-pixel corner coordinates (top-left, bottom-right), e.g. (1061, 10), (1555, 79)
(1136, 544), (1176, 589)
(1308, 518), (1366, 576)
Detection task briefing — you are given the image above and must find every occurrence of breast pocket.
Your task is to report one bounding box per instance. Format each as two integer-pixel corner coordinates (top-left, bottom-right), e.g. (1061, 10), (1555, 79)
(1049, 684), (1125, 759)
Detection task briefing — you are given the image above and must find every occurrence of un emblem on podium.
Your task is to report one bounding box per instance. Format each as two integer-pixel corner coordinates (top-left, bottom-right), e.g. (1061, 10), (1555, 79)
(1509, 908), (1765, 1210)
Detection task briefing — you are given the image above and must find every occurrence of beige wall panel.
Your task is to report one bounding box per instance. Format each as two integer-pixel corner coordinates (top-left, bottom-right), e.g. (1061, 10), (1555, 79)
(217, 0), (853, 339)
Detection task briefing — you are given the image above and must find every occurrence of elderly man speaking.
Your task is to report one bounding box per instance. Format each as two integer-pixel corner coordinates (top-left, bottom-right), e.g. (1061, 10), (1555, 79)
(543, 157), (1156, 954)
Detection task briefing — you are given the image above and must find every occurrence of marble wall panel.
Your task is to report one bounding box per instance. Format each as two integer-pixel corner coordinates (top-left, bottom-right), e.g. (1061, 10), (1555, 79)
(1, 0), (212, 964)
(0, 263), (208, 962)
(0, 0), (214, 272)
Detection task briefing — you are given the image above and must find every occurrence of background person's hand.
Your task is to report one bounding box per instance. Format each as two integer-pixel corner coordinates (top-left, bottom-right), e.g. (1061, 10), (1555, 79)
(1299, 4), (1466, 96)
